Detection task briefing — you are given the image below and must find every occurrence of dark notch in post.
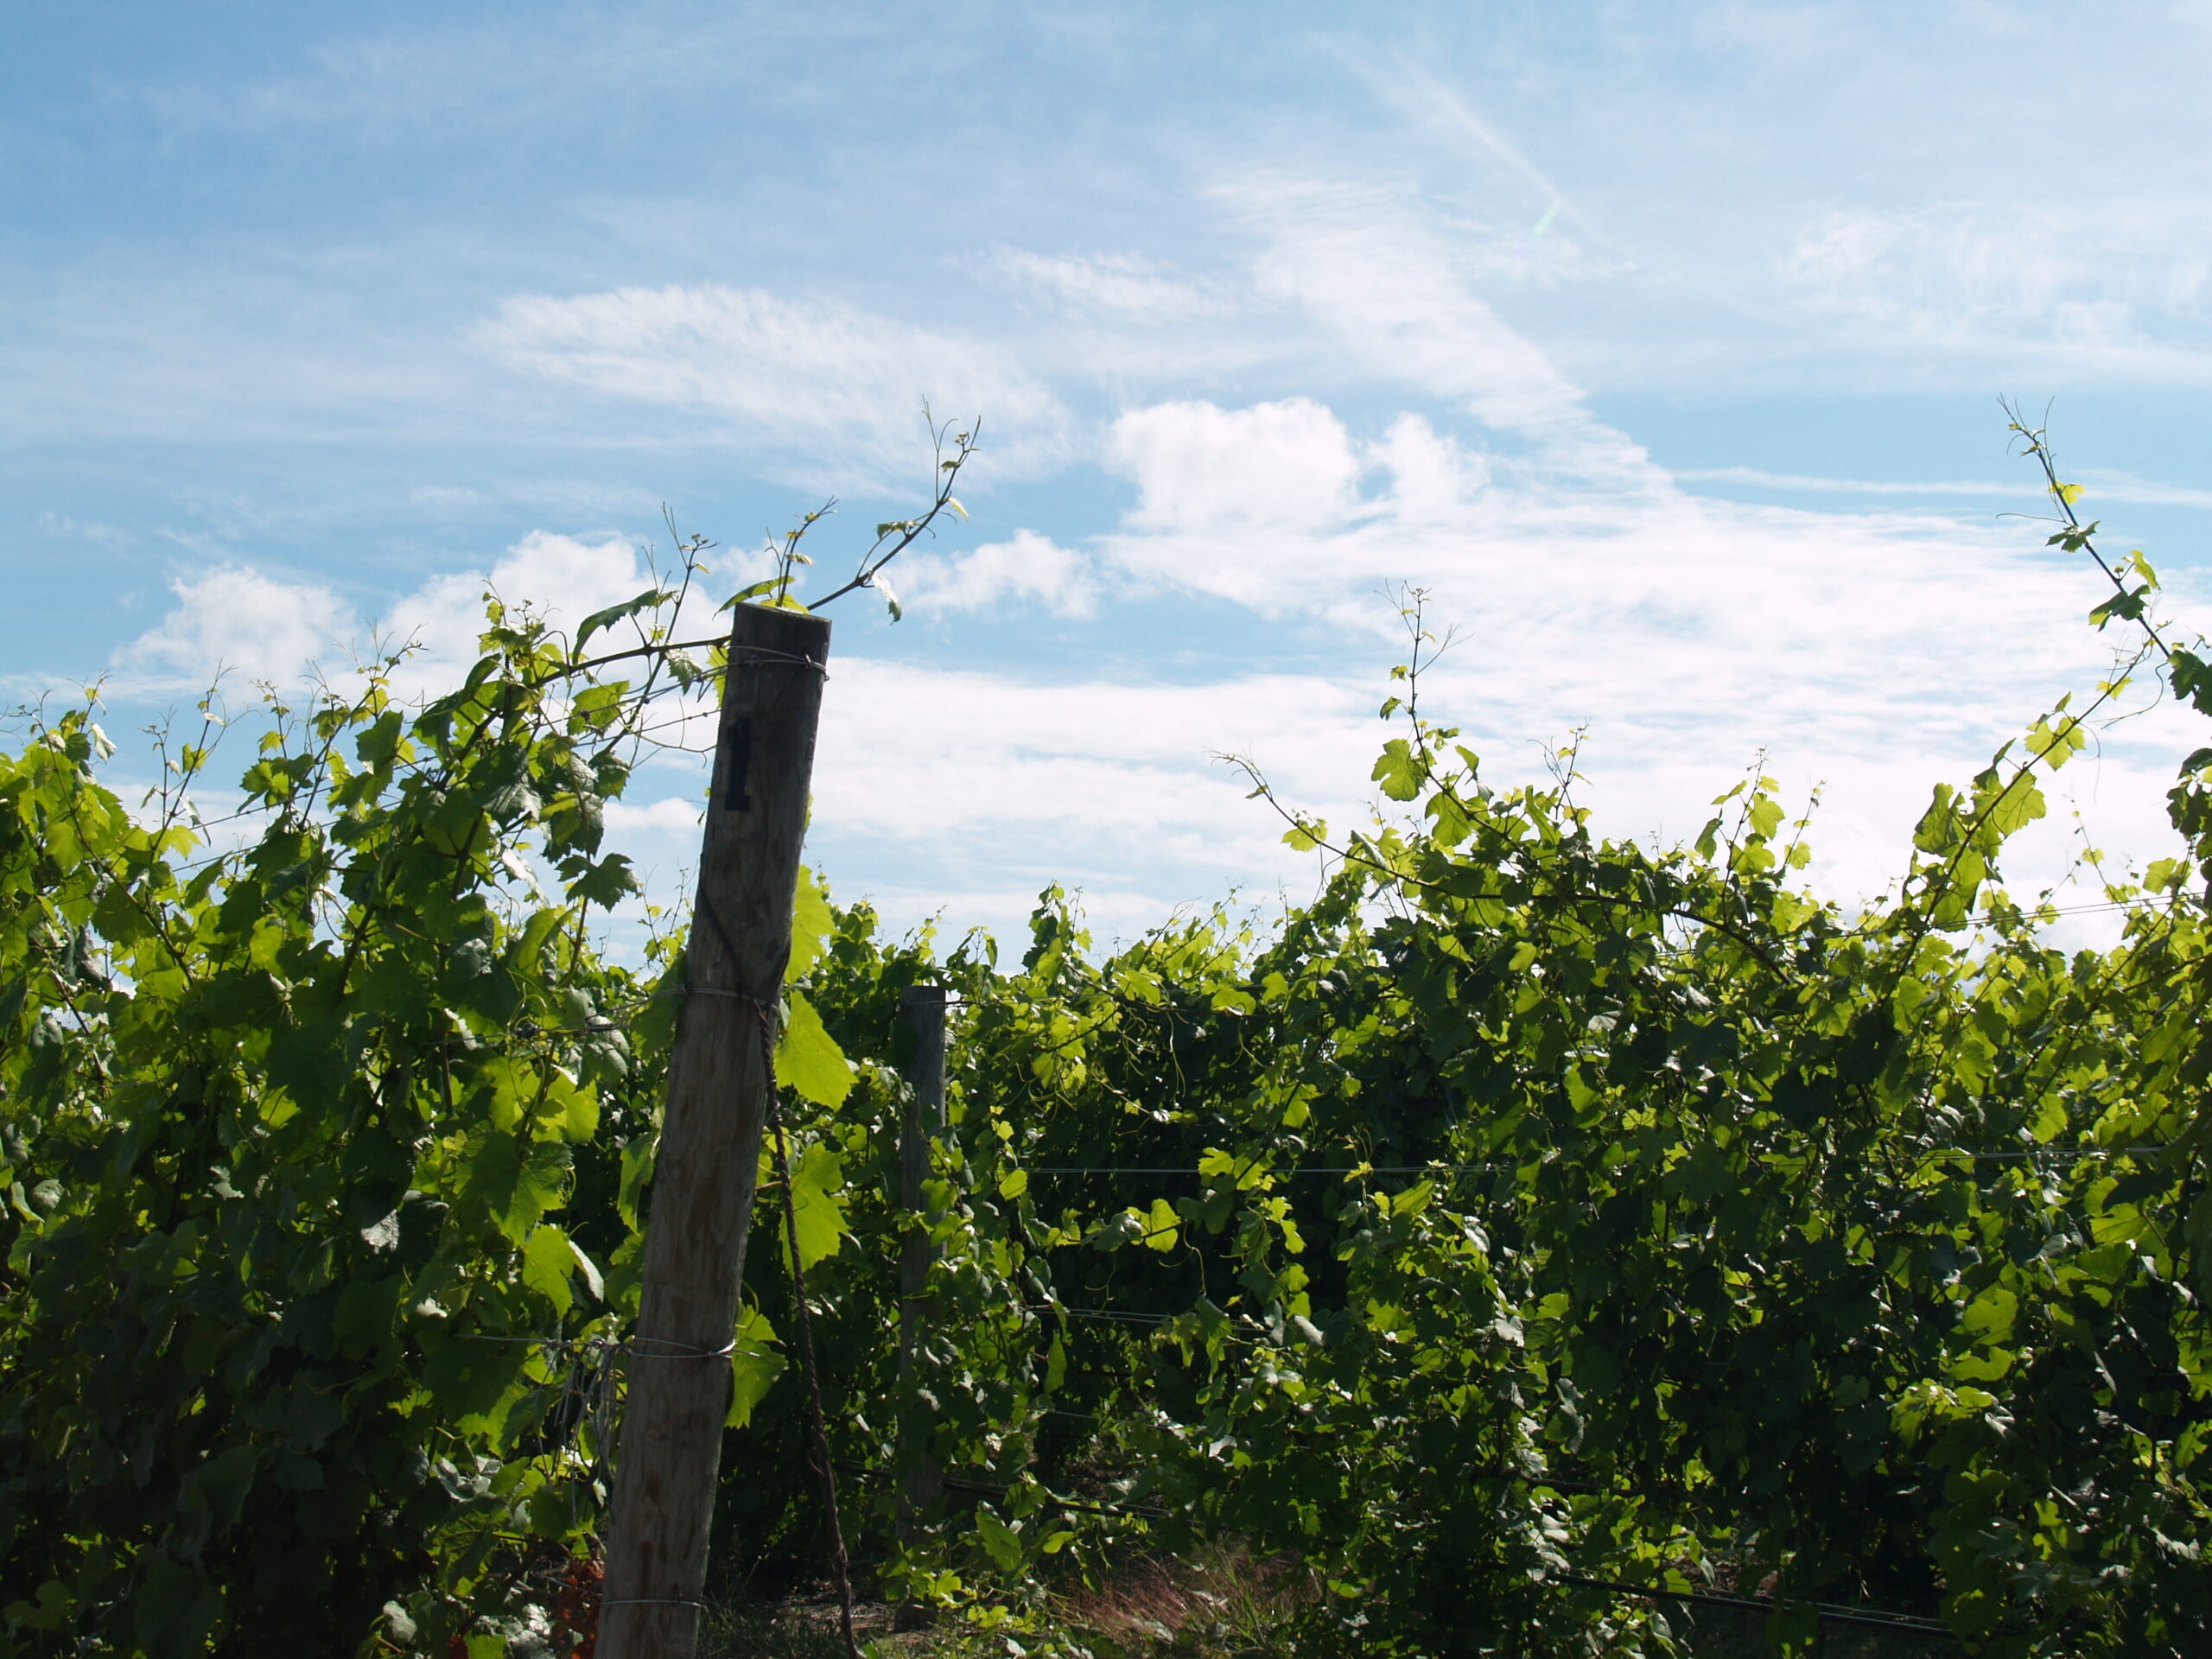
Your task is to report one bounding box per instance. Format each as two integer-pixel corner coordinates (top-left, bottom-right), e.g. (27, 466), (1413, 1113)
(598, 604), (830, 1659)
(720, 715), (754, 812)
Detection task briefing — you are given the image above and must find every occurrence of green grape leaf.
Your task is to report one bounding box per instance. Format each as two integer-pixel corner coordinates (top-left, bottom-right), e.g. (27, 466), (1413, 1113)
(788, 1141), (849, 1270)
(523, 1223), (580, 1314)
(575, 587), (674, 653)
(775, 989), (853, 1108)
(788, 864), (835, 979)
(727, 1303), (786, 1427)
(1372, 738), (1423, 802)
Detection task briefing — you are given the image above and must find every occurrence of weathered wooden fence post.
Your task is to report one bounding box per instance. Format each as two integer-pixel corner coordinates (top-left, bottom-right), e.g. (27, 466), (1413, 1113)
(896, 982), (948, 1554)
(599, 604), (831, 1659)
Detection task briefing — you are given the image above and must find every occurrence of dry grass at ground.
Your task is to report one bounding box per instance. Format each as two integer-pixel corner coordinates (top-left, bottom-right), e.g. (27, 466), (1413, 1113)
(695, 1550), (1948, 1658)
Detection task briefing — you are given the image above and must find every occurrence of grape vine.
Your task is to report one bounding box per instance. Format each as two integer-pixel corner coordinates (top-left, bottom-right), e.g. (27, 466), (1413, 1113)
(3, 429), (2209, 1658)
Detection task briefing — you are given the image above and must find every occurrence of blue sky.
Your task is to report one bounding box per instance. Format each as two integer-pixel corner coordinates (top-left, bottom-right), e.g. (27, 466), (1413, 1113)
(8, 2), (2212, 945)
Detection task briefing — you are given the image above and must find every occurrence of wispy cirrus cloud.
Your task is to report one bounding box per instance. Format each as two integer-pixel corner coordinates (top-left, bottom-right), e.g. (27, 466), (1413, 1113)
(1678, 466), (2212, 510)
(476, 283), (1073, 480)
(103, 10), (831, 140)
(982, 247), (1231, 320)
(1348, 51), (1622, 267)
(1783, 199), (2212, 380)
(1221, 175), (1611, 438)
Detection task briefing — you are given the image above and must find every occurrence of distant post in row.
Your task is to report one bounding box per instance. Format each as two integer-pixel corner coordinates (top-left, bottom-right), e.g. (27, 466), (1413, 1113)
(897, 982), (948, 1553)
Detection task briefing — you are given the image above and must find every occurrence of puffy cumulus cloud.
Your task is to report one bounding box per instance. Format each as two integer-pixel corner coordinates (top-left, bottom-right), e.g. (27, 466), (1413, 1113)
(1100, 403), (1497, 611)
(603, 795), (708, 838)
(476, 283), (1071, 478)
(114, 531), (671, 699)
(1099, 392), (2088, 731)
(123, 565), (354, 690)
(1111, 398), (1369, 537)
(381, 531), (671, 691)
(895, 530), (1100, 620)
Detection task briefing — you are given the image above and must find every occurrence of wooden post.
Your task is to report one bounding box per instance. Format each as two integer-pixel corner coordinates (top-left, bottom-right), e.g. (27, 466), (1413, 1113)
(896, 982), (948, 1554)
(599, 605), (831, 1659)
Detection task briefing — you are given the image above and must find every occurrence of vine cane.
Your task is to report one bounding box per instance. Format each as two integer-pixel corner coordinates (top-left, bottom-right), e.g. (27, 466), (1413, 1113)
(762, 1014), (861, 1659)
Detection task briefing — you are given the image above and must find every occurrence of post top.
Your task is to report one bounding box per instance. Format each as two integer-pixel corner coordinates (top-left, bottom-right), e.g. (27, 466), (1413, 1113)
(726, 601), (831, 658)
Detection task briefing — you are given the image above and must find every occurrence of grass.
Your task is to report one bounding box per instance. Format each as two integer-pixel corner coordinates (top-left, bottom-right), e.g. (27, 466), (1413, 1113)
(696, 1596), (905, 1658)
(1041, 1543), (1313, 1658)
(696, 1544), (1308, 1659)
(694, 1550), (1951, 1658)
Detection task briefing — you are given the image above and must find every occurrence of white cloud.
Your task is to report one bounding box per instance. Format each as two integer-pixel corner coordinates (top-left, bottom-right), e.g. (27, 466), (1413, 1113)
(1224, 176), (1611, 435)
(984, 247), (1228, 319)
(381, 531), (661, 690)
(124, 565), (354, 690)
(1112, 397), (1370, 535)
(1142, 175), (2201, 902)
(604, 796), (707, 836)
(573, 654), (1389, 950)
(1088, 390), (2210, 916)
(1783, 200), (2212, 378)
(36, 511), (134, 549)
(84, 156), (2212, 952)
(798, 659), (1380, 945)
(1679, 466), (2212, 511)
(101, 448), (2209, 960)
(1354, 54), (1605, 256)
(477, 283), (1071, 477)
(114, 531), (670, 699)
(896, 530), (1101, 619)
